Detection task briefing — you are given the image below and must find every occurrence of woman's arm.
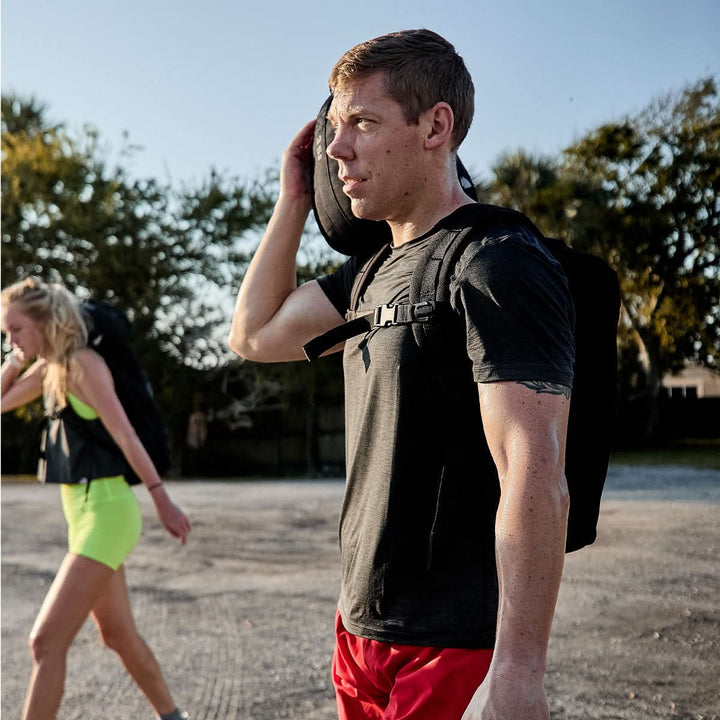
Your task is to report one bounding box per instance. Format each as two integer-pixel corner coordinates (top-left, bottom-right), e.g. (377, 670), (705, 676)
(68, 348), (191, 544)
(1, 353), (45, 411)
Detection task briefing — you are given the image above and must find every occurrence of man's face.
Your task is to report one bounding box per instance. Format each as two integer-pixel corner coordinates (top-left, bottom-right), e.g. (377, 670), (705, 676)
(326, 73), (427, 224)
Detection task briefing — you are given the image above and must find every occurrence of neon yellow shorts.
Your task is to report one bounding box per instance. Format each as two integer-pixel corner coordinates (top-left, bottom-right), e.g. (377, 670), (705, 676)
(60, 476), (142, 570)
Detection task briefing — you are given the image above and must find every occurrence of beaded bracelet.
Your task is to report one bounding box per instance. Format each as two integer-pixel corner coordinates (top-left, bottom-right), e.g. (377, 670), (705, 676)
(147, 483), (164, 492)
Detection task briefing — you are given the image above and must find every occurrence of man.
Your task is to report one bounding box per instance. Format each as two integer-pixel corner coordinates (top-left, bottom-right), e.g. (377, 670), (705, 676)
(229, 29), (574, 720)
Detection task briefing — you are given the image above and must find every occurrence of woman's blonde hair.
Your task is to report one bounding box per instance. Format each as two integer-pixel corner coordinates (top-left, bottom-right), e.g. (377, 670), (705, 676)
(1, 277), (87, 411)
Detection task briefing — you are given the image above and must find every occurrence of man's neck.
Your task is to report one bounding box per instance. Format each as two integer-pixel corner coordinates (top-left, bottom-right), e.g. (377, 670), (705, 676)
(389, 188), (475, 247)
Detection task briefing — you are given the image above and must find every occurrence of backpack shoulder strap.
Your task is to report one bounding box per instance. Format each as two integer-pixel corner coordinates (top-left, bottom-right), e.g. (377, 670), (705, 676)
(346, 244), (393, 319)
(410, 203), (537, 347)
(303, 204), (534, 361)
(412, 203), (539, 301)
(303, 244), (391, 361)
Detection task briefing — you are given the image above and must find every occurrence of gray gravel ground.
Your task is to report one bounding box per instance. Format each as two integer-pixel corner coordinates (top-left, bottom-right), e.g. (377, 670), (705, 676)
(2, 464), (719, 720)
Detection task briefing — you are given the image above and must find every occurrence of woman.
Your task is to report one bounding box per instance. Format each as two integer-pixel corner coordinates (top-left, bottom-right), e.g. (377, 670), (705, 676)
(1, 278), (191, 720)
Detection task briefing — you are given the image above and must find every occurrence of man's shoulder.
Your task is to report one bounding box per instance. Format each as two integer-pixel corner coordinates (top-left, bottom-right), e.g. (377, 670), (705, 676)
(427, 204), (541, 260)
(435, 202), (535, 234)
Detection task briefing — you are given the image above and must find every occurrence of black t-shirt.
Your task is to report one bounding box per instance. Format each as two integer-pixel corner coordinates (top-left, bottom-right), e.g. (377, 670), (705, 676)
(317, 204), (575, 648)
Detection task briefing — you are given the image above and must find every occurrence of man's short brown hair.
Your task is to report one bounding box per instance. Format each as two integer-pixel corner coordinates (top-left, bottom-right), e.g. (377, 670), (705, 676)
(329, 29), (475, 150)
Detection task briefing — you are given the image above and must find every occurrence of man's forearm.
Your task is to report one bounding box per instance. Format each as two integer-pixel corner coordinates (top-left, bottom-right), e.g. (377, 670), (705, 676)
(492, 469), (569, 673)
(229, 194), (310, 357)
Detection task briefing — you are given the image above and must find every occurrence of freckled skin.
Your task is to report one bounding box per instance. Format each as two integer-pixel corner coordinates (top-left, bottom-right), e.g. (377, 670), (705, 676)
(326, 74), (435, 230)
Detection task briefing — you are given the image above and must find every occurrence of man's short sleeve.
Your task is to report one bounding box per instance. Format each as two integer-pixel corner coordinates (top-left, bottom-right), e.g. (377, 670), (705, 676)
(316, 256), (362, 318)
(452, 230), (575, 387)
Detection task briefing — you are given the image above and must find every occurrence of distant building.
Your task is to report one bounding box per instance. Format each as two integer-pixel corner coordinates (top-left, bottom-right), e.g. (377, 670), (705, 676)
(662, 366), (720, 399)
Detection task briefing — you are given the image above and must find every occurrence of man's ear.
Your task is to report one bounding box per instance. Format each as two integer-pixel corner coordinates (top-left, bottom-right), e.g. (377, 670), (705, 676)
(422, 102), (454, 150)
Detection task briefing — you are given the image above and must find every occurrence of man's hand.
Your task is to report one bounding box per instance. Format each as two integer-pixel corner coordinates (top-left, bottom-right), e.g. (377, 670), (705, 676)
(280, 119), (316, 200)
(462, 665), (549, 719)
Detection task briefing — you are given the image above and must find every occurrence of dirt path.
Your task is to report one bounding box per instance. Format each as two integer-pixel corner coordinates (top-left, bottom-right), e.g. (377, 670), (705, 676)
(2, 466), (719, 719)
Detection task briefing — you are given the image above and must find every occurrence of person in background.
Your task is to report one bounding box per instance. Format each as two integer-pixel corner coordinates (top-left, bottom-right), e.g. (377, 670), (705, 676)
(185, 393), (208, 476)
(2, 277), (192, 720)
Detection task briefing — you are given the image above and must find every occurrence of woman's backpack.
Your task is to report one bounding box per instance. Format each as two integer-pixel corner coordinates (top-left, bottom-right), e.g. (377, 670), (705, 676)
(40, 300), (170, 485)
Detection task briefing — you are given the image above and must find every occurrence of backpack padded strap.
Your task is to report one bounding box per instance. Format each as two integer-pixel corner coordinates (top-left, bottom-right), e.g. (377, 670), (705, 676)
(306, 204), (535, 362)
(414, 230), (464, 305)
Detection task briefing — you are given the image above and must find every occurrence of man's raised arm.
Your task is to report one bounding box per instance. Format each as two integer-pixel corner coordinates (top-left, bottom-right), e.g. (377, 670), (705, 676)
(229, 120), (344, 363)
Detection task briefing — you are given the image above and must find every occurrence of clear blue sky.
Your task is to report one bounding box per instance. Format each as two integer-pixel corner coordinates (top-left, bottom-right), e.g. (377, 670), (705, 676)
(2, 0), (719, 189)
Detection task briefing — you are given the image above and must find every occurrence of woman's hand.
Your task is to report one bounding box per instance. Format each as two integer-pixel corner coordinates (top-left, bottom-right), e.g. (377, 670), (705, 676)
(7, 348), (27, 368)
(149, 486), (192, 544)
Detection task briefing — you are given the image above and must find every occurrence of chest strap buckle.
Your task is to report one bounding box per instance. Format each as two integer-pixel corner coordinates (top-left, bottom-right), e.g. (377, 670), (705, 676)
(373, 301), (437, 327)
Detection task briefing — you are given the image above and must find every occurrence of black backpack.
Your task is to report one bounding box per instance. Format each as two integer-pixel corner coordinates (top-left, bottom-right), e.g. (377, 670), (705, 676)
(305, 100), (621, 552)
(45, 300), (171, 485)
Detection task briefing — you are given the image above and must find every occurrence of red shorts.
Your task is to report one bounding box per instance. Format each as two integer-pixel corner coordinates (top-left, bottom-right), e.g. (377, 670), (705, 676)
(332, 611), (493, 720)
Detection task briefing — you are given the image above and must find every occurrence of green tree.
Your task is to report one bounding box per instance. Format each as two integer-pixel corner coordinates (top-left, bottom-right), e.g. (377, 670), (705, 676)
(2, 95), (276, 468)
(210, 250), (346, 477)
(563, 77), (719, 437)
(2, 95), (275, 362)
(485, 79), (719, 441)
(483, 150), (573, 240)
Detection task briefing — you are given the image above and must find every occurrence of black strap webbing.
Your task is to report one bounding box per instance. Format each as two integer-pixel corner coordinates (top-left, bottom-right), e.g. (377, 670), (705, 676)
(303, 314), (372, 361)
(303, 300), (439, 361)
